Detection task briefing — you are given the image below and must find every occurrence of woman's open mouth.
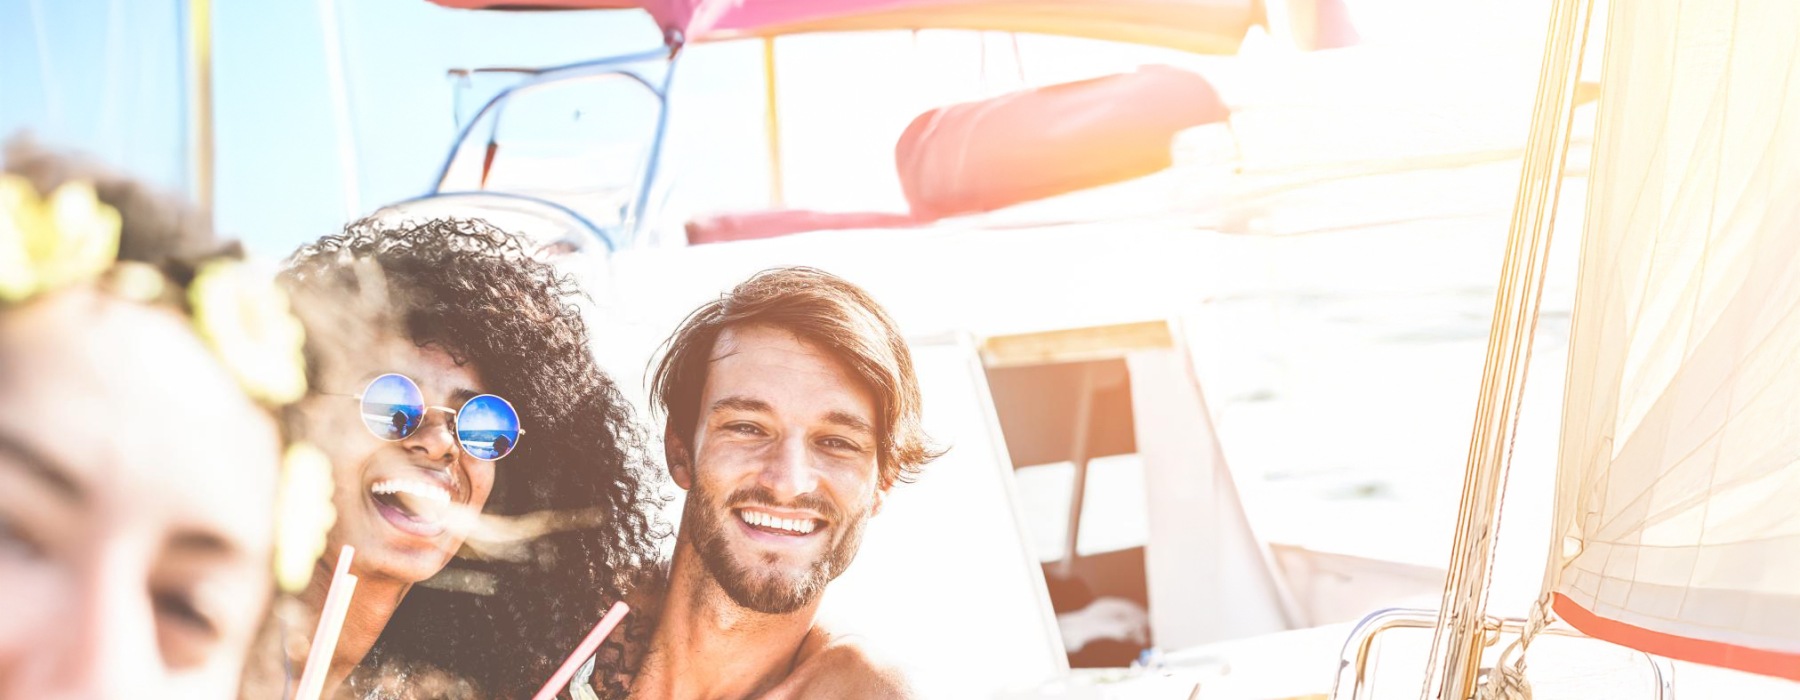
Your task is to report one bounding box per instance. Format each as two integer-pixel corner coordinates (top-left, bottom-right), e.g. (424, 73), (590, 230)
(370, 478), (452, 538)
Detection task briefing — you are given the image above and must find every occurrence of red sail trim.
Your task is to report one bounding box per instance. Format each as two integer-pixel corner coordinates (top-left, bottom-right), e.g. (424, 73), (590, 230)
(1553, 593), (1800, 682)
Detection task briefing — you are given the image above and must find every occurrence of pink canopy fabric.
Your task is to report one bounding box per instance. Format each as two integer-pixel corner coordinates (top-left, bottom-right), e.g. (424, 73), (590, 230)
(427, 0), (1273, 54)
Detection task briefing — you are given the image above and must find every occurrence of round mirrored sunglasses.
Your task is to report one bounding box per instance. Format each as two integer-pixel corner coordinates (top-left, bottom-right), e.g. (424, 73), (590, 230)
(354, 373), (524, 461)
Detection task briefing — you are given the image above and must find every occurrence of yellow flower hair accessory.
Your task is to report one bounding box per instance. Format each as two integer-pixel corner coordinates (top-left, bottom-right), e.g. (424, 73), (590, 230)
(0, 174), (122, 302)
(103, 261), (169, 304)
(273, 442), (337, 593)
(190, 260), (309, 405)
(3, 174), (331, 595)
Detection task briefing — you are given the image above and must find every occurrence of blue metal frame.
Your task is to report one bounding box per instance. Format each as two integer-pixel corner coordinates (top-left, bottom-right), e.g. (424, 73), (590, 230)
(386, 190), (621, 253)
(635, 55), (680, 245)
(428, 45), (680, 250)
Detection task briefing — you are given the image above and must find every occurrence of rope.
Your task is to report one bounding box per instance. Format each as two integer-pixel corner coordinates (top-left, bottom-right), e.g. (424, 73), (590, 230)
(1473, 600), (1557, 700)
(1420, 0), (1597, 696)
(1483, 0), (1600, 627)
(1475, 663), (1533, 700)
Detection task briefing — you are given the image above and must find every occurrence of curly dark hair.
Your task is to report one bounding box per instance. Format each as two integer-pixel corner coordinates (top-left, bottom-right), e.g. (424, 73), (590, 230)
(281, 217), (666, 698)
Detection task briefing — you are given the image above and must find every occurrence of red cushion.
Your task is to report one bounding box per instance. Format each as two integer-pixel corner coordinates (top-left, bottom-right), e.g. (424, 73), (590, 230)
(895, 65), (1228, 220)
(685, 209), (919, 245)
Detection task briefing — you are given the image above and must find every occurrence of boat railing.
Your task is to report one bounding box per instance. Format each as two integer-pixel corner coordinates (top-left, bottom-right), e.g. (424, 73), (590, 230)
(1331, 607), (1675, 700)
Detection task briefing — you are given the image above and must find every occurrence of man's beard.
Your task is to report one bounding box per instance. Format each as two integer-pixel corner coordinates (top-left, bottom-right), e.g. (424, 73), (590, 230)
(685, 482), (871, 615)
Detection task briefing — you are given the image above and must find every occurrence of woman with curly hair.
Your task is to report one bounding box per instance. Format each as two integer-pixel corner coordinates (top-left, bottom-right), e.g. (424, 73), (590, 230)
(273, 216), (664, 698)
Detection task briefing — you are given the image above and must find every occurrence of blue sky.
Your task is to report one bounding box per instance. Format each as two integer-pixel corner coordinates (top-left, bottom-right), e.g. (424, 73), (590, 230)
(7, 0), (1258, 259)
(6, 1), (1490, 258)
(2, 0), (189, 190)
(4, 0), (1208, 257)
(2, 0), (663, 255)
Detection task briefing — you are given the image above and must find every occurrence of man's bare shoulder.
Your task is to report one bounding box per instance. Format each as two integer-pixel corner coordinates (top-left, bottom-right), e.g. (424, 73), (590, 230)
(761, 627), (913, 700)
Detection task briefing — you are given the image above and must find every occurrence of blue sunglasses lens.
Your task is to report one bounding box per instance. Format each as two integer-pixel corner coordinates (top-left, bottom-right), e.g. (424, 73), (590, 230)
(457, 394), (521, 461)
(361, 373), (425, 440)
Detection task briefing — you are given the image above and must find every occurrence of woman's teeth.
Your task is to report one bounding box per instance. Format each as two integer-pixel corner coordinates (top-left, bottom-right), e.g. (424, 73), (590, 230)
(739, 510), (817, 535)
(371, 479), (451, 504)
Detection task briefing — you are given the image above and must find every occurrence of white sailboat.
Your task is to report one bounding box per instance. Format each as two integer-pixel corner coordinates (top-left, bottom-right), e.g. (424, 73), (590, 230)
(325, 0), (1800, 696)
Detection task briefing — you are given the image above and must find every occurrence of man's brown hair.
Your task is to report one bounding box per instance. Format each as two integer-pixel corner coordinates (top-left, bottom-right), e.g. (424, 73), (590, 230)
(651, 267), (940, 490)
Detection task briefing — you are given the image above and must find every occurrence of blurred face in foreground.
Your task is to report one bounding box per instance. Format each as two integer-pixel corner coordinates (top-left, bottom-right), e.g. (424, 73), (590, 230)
(0, 289), (280, 699)
(677, 324), (887, 615)
(305, 345), (498, 586)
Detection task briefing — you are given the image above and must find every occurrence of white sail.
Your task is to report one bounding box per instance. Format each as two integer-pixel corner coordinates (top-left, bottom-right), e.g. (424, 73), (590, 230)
(1545, 0), (1800, 679)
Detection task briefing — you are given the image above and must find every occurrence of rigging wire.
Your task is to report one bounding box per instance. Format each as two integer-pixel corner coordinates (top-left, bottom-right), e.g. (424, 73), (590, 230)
(98, 0), (124, 156)
(317, 0), (362, 220)
(26, 0), (62, 128)
(1419, 0), (1598, 697)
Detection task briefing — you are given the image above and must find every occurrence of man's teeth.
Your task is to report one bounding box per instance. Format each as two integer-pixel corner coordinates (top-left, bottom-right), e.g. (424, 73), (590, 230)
(739, 510), (817, 535)
(371, 479), (451, 504)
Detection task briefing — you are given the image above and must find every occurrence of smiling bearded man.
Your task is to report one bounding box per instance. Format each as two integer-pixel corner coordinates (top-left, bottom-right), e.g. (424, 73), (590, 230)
(577, 267), (940, 700)
(674, 312), (890, 618)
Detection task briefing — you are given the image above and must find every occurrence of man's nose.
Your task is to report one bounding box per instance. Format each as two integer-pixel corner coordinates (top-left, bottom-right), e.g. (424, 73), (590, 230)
(400, 407), (459, 463)
(757, 433), (822, 503)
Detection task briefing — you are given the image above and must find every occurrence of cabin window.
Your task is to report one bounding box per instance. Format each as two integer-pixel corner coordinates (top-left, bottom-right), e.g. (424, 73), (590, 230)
(985, 356), (1154, 668)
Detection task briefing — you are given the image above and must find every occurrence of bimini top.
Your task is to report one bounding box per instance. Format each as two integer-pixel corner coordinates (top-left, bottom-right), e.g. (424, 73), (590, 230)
(423, 0), (1336, 55)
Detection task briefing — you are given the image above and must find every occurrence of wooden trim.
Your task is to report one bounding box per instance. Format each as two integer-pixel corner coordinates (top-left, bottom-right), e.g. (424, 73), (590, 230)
(980, 320), (1173, 368)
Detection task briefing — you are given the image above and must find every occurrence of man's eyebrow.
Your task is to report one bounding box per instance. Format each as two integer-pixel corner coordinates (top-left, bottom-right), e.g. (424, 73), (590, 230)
(450, 388), (482, 405)
(711, 396), (773, 414)
(824, 411), (875, 436)
(169, 530), (240, 560)
(0, 427), (83, 503)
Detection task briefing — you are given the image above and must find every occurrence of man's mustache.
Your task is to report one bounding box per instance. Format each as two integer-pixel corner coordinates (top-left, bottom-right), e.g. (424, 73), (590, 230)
(722, 485), (841, 525)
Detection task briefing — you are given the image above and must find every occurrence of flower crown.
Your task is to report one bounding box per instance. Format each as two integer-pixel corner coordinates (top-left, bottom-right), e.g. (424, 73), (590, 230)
(1, 174), (331, 592)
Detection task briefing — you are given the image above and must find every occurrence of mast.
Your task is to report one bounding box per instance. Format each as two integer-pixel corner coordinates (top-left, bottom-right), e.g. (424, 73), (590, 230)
(763, 36), (784, 208)
(186, 0), (214, 219)
(1420, 0), (1598, 697)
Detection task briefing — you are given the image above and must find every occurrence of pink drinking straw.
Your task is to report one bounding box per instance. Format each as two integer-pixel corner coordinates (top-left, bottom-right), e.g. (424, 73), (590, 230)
(531, 601), (632, 700)
(295, 545), (360, 700)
